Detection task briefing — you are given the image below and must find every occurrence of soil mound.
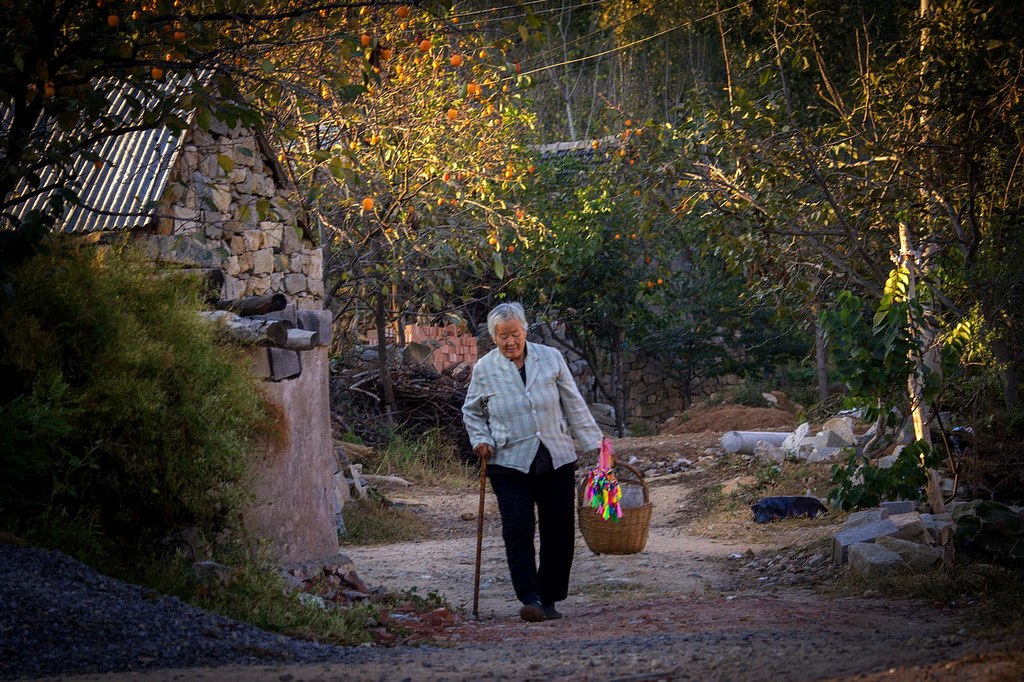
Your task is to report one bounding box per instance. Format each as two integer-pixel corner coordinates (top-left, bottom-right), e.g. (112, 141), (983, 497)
(660, 403), (797, 434)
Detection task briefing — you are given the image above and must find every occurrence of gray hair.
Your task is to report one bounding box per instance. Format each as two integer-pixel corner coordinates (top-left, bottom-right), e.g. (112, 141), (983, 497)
(486, 302), (528, 340)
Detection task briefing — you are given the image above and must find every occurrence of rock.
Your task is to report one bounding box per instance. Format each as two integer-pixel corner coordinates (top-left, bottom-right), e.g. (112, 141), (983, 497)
(877, 453), (899, 469)
(781, 423), (810, 456)
(821, 417), (856, 445)
(880, 500), (918, 516)
(876, 536), (945, 572)
(753, 440), (786, 463)
(191, 560), (235, 587)
(721, 475), (757, 496)
(848, 541), (903, 577)
(832, 518), (899, 564)
(813, 429), (852, 449)
(888, 512), (934, 545)
(845, 508), (886, 528)
(806, 446), (842, 463)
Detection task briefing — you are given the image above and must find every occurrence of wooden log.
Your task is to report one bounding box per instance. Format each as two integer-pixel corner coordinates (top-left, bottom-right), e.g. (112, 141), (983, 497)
(199, 310), (289, 347)
(338, 442), (375, 460)
(214, 293), (288, 317)
(362, 474), (413, 487)
(283, 328), (319, 351)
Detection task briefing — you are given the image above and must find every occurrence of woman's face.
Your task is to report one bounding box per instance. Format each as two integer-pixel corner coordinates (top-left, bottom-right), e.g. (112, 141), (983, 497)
(494, 318), (526, 364)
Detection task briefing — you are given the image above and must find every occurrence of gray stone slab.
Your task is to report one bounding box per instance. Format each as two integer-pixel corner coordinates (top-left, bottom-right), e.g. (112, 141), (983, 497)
(877, 536), (944, 572)
(848, 541), (903, 578)
(845, 508), (885, 528)
(920, 515), (956, 546)
(268, 347), (302, 381)
(832, 518), (899, 564)
(881, 500), (918, 516)
(297, 309), (332, 346)
(888, 512), (933, 545)
(807, 446), (843, 463)
(814, 429), (851, 449)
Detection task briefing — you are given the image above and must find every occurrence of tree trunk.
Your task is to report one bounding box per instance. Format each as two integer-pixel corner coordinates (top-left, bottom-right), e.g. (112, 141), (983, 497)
(611, 324), (627, 437)
(815, 312), (829, 403)
(374, 290), (396, 420)
(990, 338), (1020, 406)
(899, 223), (944, 513)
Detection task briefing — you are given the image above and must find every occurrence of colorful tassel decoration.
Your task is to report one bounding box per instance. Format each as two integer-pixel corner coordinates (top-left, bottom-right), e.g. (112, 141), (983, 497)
(583, 437), (624, 522)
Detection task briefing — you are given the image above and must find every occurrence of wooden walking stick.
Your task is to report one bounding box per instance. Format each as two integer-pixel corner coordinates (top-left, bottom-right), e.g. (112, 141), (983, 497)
(472, 455), (487, 620)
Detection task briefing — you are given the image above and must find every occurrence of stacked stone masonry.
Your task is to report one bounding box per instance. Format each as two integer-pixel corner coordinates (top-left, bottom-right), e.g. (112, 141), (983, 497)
(141, 114), (323, 309)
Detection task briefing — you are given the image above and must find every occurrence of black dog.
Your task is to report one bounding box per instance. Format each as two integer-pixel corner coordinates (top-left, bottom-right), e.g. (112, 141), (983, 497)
(751, 496), (828, 524)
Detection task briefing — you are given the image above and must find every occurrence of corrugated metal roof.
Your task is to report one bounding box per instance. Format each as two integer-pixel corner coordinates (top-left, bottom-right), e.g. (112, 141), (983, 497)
(3, 76), (195, 234)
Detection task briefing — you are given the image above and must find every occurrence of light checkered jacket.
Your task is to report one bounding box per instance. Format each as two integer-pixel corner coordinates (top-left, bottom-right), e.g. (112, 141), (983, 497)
(462, 342), (603, 473)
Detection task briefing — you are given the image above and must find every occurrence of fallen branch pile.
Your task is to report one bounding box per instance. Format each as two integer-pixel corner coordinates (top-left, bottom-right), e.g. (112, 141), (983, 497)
(330, 357), (474, 458)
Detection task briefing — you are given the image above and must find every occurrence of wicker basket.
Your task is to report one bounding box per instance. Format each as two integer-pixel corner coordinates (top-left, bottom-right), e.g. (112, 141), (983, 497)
(577, 461), (652, 555)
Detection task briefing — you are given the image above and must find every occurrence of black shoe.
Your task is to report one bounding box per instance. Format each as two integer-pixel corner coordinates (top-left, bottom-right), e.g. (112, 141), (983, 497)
(540, 603), (563, 620)
(519, 602), (545, 622)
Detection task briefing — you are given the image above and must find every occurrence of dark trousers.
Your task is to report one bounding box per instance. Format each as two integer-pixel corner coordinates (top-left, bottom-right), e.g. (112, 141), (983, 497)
(487, 460), (576, 606)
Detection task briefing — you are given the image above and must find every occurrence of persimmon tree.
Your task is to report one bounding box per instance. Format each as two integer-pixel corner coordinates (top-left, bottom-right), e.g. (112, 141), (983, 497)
(247, 3), (542, 416)
(0, 0), (367, 295)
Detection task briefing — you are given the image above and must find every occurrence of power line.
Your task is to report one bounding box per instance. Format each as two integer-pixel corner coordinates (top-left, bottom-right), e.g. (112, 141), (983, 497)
(508, 2), (749, 82)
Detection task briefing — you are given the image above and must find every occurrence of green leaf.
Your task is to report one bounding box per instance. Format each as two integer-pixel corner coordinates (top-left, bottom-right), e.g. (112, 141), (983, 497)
(260, 59), (275, 74)
(492, 251), (504, 280)
(217, 154), (234, 172)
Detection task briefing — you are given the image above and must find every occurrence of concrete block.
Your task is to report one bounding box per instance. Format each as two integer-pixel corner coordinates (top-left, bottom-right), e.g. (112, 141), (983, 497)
(297, 309), (332, 345)
(832, 518), (899, 564)
(845, 508), (885, 528)
(267, 347), (302, 381)
(848, 542), (903, 578)
(920, 514), (956, 546)
(881, 500), (918, 516)
(888, 512), (933, 545)
(876, 536), (944, 572)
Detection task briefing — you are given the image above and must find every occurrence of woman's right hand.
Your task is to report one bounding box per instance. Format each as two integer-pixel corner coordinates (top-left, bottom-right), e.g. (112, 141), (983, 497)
(473, 443), (494, 459)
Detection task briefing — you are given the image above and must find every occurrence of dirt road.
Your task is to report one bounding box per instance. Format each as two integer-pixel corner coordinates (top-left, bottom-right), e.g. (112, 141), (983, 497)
(59, 432), (1024, 681)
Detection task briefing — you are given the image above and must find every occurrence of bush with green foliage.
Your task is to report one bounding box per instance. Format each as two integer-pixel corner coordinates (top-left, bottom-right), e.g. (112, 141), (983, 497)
(827, 442), (941, 511)
(953, 500), (1024, 562)
(0, 241), (277, 563)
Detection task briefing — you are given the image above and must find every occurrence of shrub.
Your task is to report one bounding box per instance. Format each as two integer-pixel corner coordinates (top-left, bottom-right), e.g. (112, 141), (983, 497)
(0, 240), (277, 563)
(827, 441), (941, 511)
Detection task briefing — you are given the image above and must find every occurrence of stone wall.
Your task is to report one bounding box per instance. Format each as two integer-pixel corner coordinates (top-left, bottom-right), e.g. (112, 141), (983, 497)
(132, 113), (338, 562)
(619, 350), (688, 425)
(139, 114), (323, 309)
(531, 325), (692, 430)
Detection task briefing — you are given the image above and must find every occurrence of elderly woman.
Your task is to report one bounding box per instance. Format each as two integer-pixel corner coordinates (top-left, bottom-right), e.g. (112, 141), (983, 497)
(462, 302), (603, 622)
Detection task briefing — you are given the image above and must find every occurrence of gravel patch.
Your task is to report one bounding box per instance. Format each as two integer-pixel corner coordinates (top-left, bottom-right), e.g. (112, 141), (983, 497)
(0, 542), (370, 680)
